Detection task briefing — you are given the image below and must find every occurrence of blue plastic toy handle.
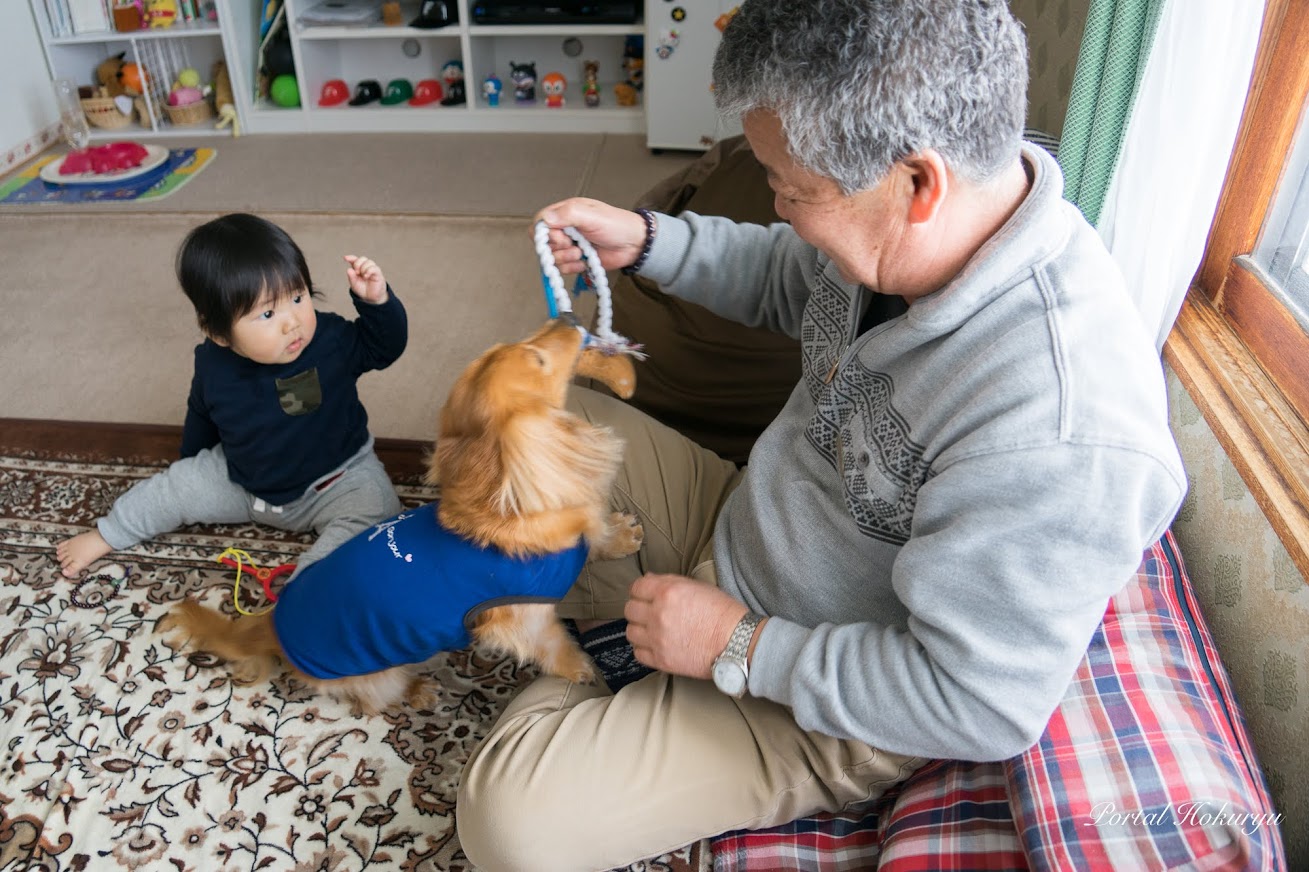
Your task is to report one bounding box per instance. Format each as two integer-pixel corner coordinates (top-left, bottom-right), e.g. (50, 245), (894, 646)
(540, 272), (559, 318)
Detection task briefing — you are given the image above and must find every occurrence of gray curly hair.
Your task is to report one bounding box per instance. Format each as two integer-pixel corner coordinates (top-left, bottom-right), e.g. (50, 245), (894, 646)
(712, 0), (1028, 193)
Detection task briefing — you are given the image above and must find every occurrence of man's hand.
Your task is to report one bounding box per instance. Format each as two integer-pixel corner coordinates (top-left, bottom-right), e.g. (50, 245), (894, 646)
(344, 255), (388, 304)
(624, 573), (758, 679)
(534, 197), (649, 275)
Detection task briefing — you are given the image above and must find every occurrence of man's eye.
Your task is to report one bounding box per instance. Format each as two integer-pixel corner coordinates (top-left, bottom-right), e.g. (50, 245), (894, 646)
(260, 310), (274, 320)
(292, 293), (304, 304)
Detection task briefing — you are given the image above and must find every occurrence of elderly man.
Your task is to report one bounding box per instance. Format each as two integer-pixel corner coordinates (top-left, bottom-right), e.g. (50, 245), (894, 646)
(456, 1), (1186, 869)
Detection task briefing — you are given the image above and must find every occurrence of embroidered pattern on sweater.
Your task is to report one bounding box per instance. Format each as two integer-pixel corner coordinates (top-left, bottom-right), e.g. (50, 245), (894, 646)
(801, 271), (849, 402)
(801, 270), (926, 545)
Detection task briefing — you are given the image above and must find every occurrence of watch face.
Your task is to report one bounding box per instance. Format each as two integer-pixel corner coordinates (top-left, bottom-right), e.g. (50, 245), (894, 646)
(712, 658), (747, 697)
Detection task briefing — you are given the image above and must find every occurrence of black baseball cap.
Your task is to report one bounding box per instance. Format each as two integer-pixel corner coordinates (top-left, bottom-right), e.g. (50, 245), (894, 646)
(349, 79), (382, 106)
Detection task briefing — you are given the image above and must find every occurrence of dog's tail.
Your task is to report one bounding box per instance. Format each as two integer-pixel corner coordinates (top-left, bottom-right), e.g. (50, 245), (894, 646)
(164, 601), (282, 685)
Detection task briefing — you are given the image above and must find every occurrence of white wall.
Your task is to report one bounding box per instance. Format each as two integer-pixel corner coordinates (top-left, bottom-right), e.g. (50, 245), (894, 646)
(3, 3), (58, 157)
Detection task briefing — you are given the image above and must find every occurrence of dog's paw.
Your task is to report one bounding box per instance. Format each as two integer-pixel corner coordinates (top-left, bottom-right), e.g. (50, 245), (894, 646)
(577, 349), (636, 400)
(594, 511), (643, 559)
(545, 647), (599, 685)
(229, 656), (271, 686)
(406, 676), (441, 712)
(156, 610), (191, 651)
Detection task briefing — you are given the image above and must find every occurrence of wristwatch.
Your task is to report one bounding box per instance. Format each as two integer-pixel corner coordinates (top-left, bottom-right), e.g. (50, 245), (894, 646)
(712, 612), (765, 698)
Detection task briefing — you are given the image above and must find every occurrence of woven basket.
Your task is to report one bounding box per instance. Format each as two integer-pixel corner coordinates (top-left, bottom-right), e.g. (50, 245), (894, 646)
(165, 99), (213, 126)
(81, 91), (132, 129)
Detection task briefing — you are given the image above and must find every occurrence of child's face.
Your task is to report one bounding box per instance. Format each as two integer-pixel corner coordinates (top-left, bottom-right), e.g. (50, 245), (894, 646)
(215, 288), (318, 365)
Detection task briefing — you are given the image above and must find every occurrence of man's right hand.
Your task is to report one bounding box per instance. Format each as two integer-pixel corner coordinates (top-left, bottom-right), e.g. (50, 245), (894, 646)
(534, 198), (650, 275)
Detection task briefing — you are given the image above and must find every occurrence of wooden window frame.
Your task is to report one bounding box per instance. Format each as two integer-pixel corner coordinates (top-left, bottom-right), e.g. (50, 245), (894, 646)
(1163, 0), (1309, 578)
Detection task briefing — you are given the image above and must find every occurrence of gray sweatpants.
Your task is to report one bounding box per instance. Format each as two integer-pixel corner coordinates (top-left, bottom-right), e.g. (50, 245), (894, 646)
(97, 436), (402, 577)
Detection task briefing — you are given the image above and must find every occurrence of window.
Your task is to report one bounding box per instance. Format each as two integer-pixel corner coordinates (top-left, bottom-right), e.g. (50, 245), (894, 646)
(1253, 99), (1309, 329)
(1165, 0), (1309, 578)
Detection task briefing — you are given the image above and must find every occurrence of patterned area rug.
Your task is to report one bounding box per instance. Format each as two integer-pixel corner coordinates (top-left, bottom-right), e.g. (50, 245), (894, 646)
(0, 148), (216, 206)
(0, 420), (708, 872)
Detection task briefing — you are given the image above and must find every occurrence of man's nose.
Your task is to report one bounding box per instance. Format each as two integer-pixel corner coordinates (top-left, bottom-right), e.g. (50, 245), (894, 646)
(772, 193), (790, 221)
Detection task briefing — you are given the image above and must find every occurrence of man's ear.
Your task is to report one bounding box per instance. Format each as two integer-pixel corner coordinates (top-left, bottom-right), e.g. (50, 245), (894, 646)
(902, 149), (949, 224)
(208, 333), (230, 347)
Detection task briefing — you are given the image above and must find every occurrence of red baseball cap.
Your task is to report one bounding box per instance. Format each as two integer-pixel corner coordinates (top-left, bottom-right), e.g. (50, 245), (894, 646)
(410, 79), (443, 106)
(318, 79), (349, 107)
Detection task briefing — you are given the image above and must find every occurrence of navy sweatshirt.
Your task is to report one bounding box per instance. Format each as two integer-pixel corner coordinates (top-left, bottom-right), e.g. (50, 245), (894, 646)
(180, 289), (408, 504)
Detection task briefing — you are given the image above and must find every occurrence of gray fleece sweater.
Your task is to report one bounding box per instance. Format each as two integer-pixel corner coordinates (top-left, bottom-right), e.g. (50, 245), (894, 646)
(639, 144), (1186, 762)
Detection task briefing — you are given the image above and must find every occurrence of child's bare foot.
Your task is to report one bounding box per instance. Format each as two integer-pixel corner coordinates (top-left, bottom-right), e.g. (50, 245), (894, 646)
(56, 530), (113, 578)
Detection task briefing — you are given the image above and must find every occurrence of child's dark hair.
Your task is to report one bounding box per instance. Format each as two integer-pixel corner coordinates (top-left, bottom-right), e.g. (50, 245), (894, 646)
(176, 213), (320, 342)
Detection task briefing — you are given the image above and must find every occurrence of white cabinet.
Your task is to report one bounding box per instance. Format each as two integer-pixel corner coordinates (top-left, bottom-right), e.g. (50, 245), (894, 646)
(26, 1), (250, 140)
(246, 0), (646, 134)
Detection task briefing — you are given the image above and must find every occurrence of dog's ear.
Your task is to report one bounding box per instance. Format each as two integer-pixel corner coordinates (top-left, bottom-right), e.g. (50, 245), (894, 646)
(497, 410), (624, 516)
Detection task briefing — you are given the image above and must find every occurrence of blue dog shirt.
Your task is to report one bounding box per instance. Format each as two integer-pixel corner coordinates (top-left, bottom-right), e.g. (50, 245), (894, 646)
(272, 502), (589, 679)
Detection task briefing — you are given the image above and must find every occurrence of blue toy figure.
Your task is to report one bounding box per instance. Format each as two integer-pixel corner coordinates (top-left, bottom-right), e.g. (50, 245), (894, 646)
(483, 74), (502, 107)
(509, 60), (536, 104)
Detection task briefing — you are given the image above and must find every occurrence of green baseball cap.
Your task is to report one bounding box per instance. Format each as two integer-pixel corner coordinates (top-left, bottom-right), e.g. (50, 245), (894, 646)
(381, 79), (414, 105)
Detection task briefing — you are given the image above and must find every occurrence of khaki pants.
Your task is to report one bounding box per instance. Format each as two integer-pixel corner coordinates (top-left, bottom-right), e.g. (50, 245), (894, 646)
(457, 388), (923, 871)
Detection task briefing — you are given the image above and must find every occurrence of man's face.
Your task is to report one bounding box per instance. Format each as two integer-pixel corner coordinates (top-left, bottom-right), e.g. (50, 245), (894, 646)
(742, 111), (904, 289)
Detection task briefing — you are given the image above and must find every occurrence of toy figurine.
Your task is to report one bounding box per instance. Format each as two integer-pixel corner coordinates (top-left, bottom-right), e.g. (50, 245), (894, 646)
(483, 74), (502, 107)
(622, 55), (643, 93)
(622, 35), (644, 92)
(145, 0), (177, 27)
(541, 71), (566, 108)
(509, 60), (536, 104)
(439, 59), (466, 106)
(583, 60), (600, 107)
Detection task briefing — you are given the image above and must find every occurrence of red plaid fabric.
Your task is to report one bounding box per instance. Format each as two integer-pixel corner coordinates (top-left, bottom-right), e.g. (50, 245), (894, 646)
(1007, 532), (1285, 870)
(710, 807), (885, 872)
(710, 533), (1284, 871)
(876, 761), (1026, 871)
(711, 760), (1026, 872)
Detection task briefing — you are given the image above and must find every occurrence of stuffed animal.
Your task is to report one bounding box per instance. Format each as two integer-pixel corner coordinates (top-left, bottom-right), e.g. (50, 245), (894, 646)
(212, 60), (240, 136)
(96, 52), (129, 98)
(118, 61), (147, 96)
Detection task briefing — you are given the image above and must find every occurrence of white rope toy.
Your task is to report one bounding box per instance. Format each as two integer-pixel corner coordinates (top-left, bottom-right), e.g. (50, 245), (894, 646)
(534, 221), (646, 358)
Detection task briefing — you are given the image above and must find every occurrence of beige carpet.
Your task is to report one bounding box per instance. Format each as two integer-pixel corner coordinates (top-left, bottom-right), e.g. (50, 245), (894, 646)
(0, 132), (698, 216)
(0, 132), (698, 440)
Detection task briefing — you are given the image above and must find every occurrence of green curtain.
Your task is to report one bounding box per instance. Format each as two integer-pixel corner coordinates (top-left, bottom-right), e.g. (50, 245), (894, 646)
(1058, 0), (1166, 226)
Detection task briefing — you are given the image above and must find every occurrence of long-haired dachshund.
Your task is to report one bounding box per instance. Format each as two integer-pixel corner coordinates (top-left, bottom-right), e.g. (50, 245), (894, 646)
(162, 318), (643, 715)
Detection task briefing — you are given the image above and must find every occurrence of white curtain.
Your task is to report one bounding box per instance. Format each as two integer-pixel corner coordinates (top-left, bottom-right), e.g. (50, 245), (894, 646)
(1095, 0), (1266, 350)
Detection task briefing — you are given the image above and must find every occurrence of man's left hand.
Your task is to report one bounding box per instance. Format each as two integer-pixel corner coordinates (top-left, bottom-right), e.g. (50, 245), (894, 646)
(624, 573), (751, 679)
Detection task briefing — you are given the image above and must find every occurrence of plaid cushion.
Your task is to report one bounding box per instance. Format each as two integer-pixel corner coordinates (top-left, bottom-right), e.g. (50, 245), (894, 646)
(1007, 531), (1285, 870)
(711, 533), (1284, 870)
(877, 761), (1027, 871)
(712, 761), (1026, 872)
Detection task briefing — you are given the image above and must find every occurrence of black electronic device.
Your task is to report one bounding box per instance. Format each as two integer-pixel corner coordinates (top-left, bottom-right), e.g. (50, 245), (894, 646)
(471, 1), (639, 25)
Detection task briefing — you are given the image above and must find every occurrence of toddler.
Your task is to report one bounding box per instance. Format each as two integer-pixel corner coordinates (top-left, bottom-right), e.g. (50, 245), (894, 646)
(58, 213), (408, 581)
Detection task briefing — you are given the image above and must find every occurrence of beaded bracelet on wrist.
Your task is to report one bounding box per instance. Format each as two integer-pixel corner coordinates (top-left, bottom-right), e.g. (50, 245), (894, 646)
(620, 208), (657, 275)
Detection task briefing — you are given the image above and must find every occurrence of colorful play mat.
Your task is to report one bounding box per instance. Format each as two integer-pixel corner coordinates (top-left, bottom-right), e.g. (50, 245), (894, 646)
(0, 147), (214, 205)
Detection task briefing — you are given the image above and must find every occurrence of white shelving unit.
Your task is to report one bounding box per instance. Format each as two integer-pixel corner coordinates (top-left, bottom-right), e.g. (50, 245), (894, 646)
(241, 0), (646, 135)
(27, 4), (250, 140)
(26, 2), (713, 145)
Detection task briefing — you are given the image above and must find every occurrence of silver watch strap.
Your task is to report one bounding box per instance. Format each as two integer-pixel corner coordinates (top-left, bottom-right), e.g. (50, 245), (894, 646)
(724, 612), (764, 662)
